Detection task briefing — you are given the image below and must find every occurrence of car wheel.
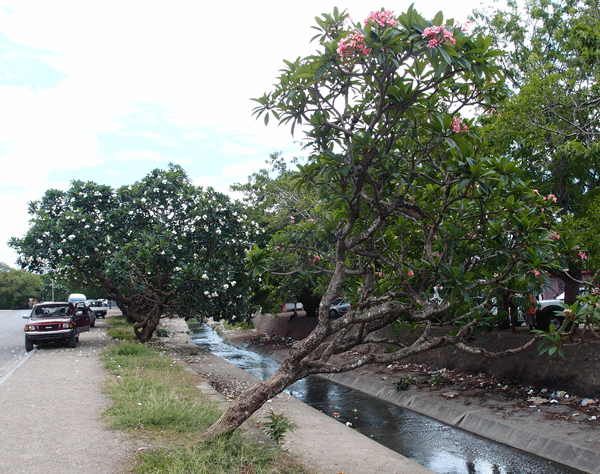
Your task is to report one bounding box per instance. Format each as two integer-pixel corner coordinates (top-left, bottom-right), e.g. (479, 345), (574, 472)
(90, 317), (95, 328)
(25, 336), (34, 352)
(329, 309), (338, 318)
(537, 310), (564, 331)
(68, 332), (77, 348)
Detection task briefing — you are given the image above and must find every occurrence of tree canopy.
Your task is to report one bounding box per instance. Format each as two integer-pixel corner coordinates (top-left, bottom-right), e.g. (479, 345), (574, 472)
(232, 152), (326, 315)
(205, 6), (564, 438)
(0, 263), (44, 309)
(10, 164), (260, 341)
(473, 0), (600, 301)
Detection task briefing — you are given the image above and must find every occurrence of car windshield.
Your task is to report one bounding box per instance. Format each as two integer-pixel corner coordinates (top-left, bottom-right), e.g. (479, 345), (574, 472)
(33, 304), (72, 317)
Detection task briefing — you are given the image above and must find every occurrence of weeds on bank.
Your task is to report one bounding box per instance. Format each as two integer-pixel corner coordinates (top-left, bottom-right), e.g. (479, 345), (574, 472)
(106, 316), (136, 341)
(223, 321), (254, 331)
(395, 375), (417, 391)
(101, 334), (313, 473)
(262, 410), (296, 444)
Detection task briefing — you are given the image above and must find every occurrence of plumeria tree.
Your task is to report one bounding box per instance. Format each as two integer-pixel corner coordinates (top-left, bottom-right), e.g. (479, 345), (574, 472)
(232, 152), (325, 315)
(473, 0), (600, 304)
(10, 164), (259, 341)
(204, 7), (563, 438)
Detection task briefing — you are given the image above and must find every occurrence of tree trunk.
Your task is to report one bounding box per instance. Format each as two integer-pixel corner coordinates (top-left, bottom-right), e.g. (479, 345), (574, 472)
(564, 267), (582, 306)
(297, 286), (320, 318)
(205, 240), (347, 438)
(203, 361), (305, 439)
(134, 306), (162, 343)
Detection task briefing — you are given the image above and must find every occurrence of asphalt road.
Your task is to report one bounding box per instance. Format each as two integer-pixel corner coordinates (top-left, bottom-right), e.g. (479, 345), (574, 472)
(0, 309), (28, 368)
(0, 315), (135, 474)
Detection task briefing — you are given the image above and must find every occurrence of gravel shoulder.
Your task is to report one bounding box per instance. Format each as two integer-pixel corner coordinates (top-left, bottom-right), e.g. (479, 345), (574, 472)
(0, 310), (136, 474)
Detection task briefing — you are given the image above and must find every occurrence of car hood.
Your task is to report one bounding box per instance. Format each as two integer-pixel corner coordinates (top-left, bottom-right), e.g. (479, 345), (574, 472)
(27, 316), (74, 324)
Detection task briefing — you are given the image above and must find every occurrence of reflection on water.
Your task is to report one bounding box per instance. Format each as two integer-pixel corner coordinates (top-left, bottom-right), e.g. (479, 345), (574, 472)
(190, 323), (581, 474)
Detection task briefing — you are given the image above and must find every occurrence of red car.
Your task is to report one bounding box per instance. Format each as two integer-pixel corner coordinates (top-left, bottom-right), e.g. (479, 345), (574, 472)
(23, 302), (91, 351)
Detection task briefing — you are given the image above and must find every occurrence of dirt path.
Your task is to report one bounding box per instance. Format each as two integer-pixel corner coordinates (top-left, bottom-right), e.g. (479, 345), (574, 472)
(0, 314), (135, 474)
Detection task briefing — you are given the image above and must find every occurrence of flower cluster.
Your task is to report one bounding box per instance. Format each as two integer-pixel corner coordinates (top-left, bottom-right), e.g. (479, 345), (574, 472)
(364, 10), (397, 28)
(533, 190), (558, 203)
(422, 24), (455, 48)
(337, 31), (371, 63)
(451, 116), (468, 133)
(547, 231), (560, 240)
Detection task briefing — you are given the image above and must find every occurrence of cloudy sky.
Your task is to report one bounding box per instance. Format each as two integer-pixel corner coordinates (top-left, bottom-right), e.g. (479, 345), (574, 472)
(0, 0), (488, 267)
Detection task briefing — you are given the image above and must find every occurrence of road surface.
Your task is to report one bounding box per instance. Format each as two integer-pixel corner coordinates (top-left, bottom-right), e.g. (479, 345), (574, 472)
(0, 309), (28, 368)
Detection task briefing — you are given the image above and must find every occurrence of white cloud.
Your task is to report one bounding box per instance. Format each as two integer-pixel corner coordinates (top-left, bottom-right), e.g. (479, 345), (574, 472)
(0, 0), (487, 266)
(113, 150), (171, 162)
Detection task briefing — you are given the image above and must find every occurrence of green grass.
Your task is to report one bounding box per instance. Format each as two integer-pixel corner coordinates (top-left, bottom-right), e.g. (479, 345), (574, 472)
(102, 329), (315, 474)
(106, 316), (137, 340)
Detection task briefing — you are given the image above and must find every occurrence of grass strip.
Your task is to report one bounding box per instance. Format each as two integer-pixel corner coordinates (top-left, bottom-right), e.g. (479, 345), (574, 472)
(102, 321), (316, 474)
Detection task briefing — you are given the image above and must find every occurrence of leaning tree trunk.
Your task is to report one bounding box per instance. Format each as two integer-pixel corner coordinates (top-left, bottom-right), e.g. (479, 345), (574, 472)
(203, 357), (307, 438)
(133, 305), (163, 343)
(204, 239), (348, 438)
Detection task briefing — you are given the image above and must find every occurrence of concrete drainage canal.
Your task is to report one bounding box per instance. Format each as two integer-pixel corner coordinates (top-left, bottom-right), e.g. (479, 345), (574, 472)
(190, 323), (582, 474)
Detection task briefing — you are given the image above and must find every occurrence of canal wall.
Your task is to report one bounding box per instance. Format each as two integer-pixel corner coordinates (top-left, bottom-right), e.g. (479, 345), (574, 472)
(252, 312), (600, 398)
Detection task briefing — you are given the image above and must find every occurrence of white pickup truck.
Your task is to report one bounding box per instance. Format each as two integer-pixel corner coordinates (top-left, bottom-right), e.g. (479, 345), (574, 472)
(87, 299), (109, 319)
(536, 293), (566, 330)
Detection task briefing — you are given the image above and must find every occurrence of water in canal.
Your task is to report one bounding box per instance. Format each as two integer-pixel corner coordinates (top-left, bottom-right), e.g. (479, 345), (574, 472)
(190, 323), (582, 474)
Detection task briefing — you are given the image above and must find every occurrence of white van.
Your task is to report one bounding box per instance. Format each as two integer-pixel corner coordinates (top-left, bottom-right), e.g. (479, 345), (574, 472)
(68, 293), (87, 303)
(68, 293), (95, 327)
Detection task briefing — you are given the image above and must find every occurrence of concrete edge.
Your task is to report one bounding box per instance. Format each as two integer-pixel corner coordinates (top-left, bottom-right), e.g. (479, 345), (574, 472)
(321, 371), (600, 474)
(165, 318), (599, 474)
(171, 341), (436, 474)
(251, 345), (599, 474)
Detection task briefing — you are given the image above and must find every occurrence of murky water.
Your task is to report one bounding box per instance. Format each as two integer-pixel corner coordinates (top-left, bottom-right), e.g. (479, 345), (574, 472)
(191, 323), (582, 474)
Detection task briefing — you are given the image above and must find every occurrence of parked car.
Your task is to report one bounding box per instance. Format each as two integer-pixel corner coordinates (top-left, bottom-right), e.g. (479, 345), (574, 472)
(328, 297), (352, 318)
(23, 301), (91, 351)
(87, 299), (108, 319)
(536, 293), (566, 331)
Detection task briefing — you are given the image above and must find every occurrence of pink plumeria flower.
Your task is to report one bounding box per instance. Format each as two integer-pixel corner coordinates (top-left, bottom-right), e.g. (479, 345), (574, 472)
(548, 232), (560, 240)
(337, 31), (371, 63)
(451, 116), (468, 133)
(364, 10), (397, 28)
(422, 24), (456, 48)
